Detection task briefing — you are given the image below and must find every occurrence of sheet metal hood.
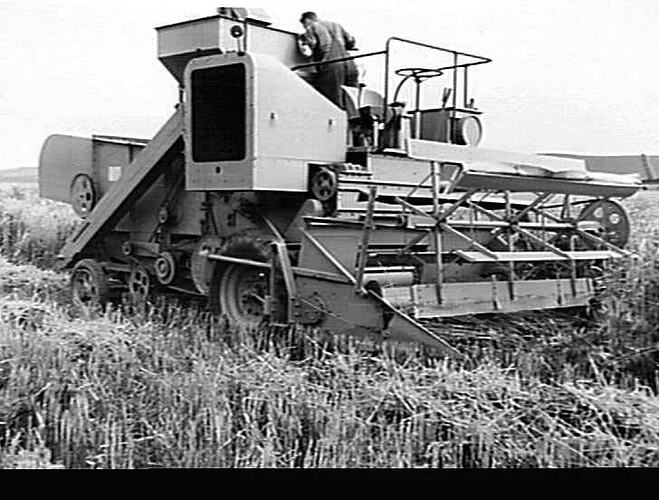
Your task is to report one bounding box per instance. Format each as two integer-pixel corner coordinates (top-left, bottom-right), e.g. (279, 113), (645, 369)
(156, 10), (305, 85)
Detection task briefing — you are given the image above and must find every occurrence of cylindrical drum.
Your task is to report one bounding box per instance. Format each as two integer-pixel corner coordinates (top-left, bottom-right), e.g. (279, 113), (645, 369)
(452, 115), (483, 146)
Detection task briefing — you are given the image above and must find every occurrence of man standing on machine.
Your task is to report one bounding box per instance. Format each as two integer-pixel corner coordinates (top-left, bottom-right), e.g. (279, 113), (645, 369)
(298, 11), (359, 109)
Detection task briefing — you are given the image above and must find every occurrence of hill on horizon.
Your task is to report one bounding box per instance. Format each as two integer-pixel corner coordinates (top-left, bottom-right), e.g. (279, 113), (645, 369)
(0, 167), (37, 184)
(543, 153), (659, 180)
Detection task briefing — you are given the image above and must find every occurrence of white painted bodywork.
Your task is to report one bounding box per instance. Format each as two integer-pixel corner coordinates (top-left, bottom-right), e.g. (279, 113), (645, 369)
(184, 52), (348, 192)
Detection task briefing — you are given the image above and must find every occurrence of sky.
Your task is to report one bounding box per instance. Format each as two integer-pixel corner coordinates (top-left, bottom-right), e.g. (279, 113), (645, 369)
(2, 0), (659, 169)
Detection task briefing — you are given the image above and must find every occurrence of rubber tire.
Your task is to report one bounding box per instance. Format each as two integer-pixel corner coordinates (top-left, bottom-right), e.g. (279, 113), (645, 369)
(208, 236), (270, 324)
(211, 263), (271, 328)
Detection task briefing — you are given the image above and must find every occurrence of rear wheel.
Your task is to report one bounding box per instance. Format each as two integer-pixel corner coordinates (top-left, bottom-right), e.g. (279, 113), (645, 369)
(71, 259), (110, 307)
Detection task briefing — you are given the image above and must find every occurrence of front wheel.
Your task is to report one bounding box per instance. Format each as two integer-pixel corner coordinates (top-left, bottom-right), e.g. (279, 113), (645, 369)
(209, 263), (269, 328)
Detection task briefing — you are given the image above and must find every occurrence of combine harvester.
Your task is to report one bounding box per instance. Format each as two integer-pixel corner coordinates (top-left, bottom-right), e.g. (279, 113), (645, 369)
(38, 8), (641, 356)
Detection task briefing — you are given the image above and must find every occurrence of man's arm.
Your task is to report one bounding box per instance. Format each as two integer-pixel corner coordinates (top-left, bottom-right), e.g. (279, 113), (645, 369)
(300, 27), (318, 51)
(297, 34), (313, 57)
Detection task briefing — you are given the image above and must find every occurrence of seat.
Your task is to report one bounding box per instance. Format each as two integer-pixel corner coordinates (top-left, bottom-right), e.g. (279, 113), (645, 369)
(341, 85), (385, 120)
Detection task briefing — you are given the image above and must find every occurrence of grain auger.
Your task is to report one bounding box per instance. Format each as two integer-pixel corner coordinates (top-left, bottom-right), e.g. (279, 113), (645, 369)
(38, 8), (642, 356)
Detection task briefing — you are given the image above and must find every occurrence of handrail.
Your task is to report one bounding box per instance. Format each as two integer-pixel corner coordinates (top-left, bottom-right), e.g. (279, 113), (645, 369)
(385, 36), (492, 64)
(290, 34), (492, 150)
(290, 50), (386, 71)
(382, 37), (492, 148)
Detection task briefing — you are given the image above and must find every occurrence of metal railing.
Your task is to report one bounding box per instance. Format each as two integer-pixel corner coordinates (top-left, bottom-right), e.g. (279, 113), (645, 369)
(291, 36), (491, 150)
(291, 36), (491, 113)
(383, 37), (491, 114)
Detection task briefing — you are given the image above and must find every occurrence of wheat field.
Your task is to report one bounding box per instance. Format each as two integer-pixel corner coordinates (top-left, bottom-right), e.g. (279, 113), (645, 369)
(0, 183), (657, 468)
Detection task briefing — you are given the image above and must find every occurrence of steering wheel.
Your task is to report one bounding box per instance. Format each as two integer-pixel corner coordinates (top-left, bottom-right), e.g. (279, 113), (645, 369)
(395, 67), (444, 81)
(393, 67), (444, 104)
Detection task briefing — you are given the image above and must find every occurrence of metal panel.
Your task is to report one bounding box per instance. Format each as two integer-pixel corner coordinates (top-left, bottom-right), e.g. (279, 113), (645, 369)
(252, 51), (347, 190)
(383, 278), (593, 318)
(547, 153), (659, 182)
(408, 139), (587, 172)
(170, 191), (204, 236)
(39, 134), (148, 206)
(459, 171), (640, 197)
(157, 17), (222, 57)
(117, 174), (167, 236)
(157, 15), (305, 84)
(38, 135), (93, 203)
(296, 276), (382, 331)
(406, 139), (641, 197)
(299, 231), (360, 275)
(184, 54), (254, 191)
(253, 157), (310, 191)
(59, 109), (184, 266)
(93, 141), (133, 196)
(366, 154), (433, 185)
(245, 24), (305, 70)
(184, 52), (347, 192)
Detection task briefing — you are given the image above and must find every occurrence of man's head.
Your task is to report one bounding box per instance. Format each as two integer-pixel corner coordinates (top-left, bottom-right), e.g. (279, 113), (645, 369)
(299, 11), (318, 28)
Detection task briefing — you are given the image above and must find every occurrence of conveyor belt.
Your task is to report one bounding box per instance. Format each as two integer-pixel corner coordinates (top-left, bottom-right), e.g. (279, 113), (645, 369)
(59, 109), (184, 267)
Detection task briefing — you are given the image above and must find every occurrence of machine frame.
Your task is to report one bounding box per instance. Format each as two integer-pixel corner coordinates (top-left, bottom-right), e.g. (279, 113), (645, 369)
(37, 10), (642, 356)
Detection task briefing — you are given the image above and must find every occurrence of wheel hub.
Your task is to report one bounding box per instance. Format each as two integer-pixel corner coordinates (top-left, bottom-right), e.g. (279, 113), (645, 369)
(235, 269), (267, 319)
(578, 199), (630, 248)
(155, 252), (177, 285)
(216, 263), (269, 326)
(70, 174), (96, 218)
(311, 168), (338, 202)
